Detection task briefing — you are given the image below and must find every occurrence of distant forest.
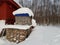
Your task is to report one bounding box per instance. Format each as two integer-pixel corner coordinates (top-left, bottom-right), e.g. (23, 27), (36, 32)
(19, 0), (60, 25)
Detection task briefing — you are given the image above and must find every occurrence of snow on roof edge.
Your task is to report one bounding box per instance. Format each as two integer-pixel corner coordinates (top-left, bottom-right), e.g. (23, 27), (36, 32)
(13, 0), (23, 7)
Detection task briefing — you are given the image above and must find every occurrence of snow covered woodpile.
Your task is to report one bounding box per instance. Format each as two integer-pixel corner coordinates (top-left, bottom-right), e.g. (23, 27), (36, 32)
(4, 26), (32, 43)
(2, 7), (36, 43)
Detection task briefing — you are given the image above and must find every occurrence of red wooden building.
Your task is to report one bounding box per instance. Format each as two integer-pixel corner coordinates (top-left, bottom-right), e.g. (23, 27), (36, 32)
(0, 0), (20, 24)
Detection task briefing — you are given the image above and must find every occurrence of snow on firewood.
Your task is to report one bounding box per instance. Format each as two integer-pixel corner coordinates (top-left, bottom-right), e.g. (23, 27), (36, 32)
(13, 7), (34, 17)
(0, 19), (36, 33)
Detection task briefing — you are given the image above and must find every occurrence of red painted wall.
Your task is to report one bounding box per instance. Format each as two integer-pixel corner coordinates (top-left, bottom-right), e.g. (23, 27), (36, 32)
(0, 3), (7, 20)
(0, 1), (20, 24)
(6, 3), (15, 24)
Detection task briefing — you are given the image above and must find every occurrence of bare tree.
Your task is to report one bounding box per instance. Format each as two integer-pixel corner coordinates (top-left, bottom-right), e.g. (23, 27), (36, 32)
(18, 0), (60, 25)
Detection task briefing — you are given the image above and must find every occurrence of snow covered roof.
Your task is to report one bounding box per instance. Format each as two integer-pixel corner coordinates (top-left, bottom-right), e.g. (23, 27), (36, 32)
(13, 7), (34, 17)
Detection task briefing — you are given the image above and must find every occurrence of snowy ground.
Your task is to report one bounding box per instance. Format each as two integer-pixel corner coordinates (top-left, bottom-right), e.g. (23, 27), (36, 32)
(0, 25), (60, 45)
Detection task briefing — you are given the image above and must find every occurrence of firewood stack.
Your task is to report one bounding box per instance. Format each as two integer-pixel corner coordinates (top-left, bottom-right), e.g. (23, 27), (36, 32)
(5, 28), (32, 43)
(15, 16), (32, 25)
(5, 7), (35, 43)
(5, 25), (33, 43)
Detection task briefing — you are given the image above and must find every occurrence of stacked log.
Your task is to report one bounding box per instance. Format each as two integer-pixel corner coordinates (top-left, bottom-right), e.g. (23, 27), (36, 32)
(15, 16), (32, 25)
(5, 28), (32, 43)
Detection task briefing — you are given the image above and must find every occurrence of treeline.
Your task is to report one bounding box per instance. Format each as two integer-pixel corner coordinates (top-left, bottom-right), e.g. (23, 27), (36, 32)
(19, 0), (60, 25)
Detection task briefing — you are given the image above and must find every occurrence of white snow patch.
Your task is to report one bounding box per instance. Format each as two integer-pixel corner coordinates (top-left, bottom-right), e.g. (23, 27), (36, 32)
(4, 25), (31, 29)
(0, 39), (5, 45)
(0, 20), (5, 33)
(32, 19), (37, 27)
(13, 7), (34, 17)
(17, 25), (60, 45)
